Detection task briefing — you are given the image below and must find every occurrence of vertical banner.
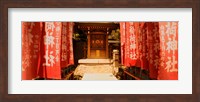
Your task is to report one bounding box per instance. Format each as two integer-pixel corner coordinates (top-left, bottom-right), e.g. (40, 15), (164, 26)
(119, 22), (178, 80)
(158, 22), (178, 80)
(120, 22), (126, 65)
(147, 22), (160, 79)
(138, 22), (148, 70)
(39, 22), (62, 79)
(23, 22), (75, 80)
(61, 22), (74, 67)
(61, 22), (68, 68)
(22, 22), (42, 80)
(120, 22), (139, 67)
(124, 22), (130, 66)
(68, 22), (74, 65)
(129, 22), (138, 66)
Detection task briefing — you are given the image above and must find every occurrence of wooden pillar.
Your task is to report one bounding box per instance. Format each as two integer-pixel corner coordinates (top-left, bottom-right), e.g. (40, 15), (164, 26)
(106, 28), (109, 58)
(87, 27), (90, 58)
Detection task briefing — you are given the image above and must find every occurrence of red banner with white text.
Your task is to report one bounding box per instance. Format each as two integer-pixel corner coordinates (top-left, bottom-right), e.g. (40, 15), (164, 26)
(61, 22), (74, 68)
(22, 22), (42, 80)
(120, 22), (178, 80)
(39, 22), (62, 79)
(157, 22), (178, 80)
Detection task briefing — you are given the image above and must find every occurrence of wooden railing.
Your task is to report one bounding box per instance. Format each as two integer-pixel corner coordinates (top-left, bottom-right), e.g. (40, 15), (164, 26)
(63, 71), (74, 80)
(117, 66), (150, 80)
(124, 70), (141, 80)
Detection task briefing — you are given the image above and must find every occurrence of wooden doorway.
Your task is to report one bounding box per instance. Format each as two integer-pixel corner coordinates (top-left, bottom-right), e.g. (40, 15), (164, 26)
(90, 33), (106, 58)
(74, 22), (119, 59)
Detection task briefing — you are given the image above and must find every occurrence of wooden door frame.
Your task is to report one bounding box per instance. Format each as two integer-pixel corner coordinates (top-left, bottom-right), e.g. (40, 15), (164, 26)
(87, 32), (108, 59)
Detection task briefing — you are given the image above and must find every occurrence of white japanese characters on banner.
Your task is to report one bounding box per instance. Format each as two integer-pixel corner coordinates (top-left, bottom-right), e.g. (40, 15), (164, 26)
(61, 23), (67, 63)
(158, 22), (178, 80)
(120, 22), (126, 65)
(138, 23), (148, 70)
(22, 22), (75, 80)
(61, 22), (74, 68)
(147, 22), (160, 79)
(121, 22), (138, 67)
(39, 22), (62, 79)
(120, 22), (178, 80)
(68, 22), (74, 65)
(22, 22), (42, 80)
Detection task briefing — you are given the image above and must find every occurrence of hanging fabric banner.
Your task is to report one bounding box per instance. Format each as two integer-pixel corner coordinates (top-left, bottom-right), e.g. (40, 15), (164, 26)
(39, 22), (62, 79)
(61, 22), (68, 68)
(129, 22), (138, 66)
(158, 22), (178, 80)
(124, 22), (130, 66)
(22, 22), (42, 80)
(120, 22), (178, 80)
(120, 22), (126, 65)
(68, 22), (74, 65)
(137, 22), (148, 70)
(61, 22), (74, 67)
(146, 22), (160, 79)
(120, 22), (139, 67)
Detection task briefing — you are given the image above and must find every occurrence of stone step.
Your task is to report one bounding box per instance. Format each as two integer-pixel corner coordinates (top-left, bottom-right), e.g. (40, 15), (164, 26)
(74, 64), (114, 76)
(78, 59), (112, 64)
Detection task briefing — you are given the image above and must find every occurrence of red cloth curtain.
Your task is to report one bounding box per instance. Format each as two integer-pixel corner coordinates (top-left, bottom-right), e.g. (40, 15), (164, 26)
(22, 22), (43, 80)
(120, 22), (139, 67)
(158, 22), (178, 80)
(124, 22), (130, 66)
(67, 22), (74, 65)
(120, 22), (178, 80)
(22, 22), (74, 80)
(129, 22), (139, 66)
(138, 23), (148, 70)
(61, 22), (68, 67)
(146, 22), (160, 79)
(120, 22), (126, 65)
(39, 22), (62, 79)
(61, 22), (74, 68)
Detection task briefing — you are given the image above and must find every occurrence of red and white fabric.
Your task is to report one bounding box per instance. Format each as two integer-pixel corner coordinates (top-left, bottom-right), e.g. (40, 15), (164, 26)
(39, 22), (62, 79)
(22, 22), (74, 80)
(146, 22), (160, 79)
(157, 22), (178, 80)
(22, 22), (43, 80)
(120, 22), (178, 80)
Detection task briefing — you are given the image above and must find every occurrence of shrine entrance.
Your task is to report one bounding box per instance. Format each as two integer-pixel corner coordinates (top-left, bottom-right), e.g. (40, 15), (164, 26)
(74, 22), (120, 59)
(89, 33), (106, 58)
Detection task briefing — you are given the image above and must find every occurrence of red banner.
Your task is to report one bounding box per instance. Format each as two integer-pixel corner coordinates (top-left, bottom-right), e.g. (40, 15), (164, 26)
(22, 22), (42, 80)
(61, 22), (68, 67)
(120, 22), (126, 65)
(120, 22), (139, 67)
(67, 22), (74, 65)
(61, 22), (74, 68)
(38, 22), (62, 79)
(146, 22), (160, 79)
(138, 22), (148, 70)
(158, 22), (178, 80)
(120, 22), (178, 80)
(22, 22), (75, 80)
